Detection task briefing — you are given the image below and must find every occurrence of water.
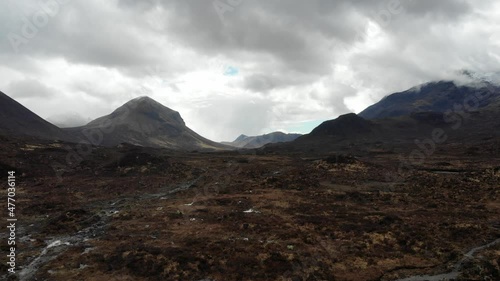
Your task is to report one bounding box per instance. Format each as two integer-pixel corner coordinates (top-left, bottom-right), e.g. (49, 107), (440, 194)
(16, 180), (198, 280)
(18, 219), (109, 281)
(394, 238), (500, 281)
(431, 171), (460, 175)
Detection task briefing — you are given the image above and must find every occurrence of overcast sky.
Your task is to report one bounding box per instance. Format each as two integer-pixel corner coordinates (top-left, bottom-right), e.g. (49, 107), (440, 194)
(1, 0), (499, 141)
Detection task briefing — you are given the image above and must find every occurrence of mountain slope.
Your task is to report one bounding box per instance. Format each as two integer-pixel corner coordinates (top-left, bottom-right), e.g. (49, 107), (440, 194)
(308, 113), (374, 137)
(0, 91), (77, 142)
(265, 88), (500, 156)
(223, 132), (302, 148)
(65, 96), (230, 150)
(359, 81), (500, 119)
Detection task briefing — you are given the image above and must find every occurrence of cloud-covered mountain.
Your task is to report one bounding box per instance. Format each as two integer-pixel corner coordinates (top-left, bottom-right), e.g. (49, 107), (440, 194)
(266, 79), (500, 155)
(359, 80), (500, 119)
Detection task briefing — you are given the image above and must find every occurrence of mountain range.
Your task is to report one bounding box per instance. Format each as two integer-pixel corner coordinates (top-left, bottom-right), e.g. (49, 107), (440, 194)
(359, 81), (500, 119)
(271, 80), (500, 155)
(1, 78), (499, 152)
(222, 132), (302, 148)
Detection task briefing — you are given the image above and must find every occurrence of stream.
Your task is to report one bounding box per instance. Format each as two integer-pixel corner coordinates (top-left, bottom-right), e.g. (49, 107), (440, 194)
(18, 211), (112, 281)
(394, 237), (500, 281)
(10, 176), (500, 281)
(16, 179), (201, 281)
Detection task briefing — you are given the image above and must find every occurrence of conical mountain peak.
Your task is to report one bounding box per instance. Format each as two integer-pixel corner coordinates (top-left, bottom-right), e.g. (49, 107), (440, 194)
(98, 96), (185, 128)
(65, 96), (228, 150)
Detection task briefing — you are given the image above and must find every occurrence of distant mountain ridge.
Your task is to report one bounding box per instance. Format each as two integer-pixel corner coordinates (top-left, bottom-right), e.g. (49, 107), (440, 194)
(65, 96), (230, 150)
(223, 132), (302, 148)
(2, 76), (499, 154)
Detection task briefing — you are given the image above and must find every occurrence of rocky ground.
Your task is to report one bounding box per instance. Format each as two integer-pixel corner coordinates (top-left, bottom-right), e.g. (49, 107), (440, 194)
(1, 137), (499, 281)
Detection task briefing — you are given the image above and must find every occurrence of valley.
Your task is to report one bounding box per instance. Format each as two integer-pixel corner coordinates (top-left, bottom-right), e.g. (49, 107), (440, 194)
(3, 1), (500, 279)
(1, 137), (498, 281)
(1, 78), (499, 280)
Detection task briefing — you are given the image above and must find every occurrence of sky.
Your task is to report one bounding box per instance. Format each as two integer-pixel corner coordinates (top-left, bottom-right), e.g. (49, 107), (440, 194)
(1, 0), (500, 142)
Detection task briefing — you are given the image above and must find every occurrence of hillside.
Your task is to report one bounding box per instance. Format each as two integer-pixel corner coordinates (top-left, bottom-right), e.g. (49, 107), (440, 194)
(65, 96), (230, 151)
(359, 81), (500, 119)
(0, 91), (77, 142)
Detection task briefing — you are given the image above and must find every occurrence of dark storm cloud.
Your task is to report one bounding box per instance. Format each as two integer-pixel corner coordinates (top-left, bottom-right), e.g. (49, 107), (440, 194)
(1, 0), (177, 77)
(402, 0), (472, 19)
(242, 73), (317, 94)
(243, 74), (277, 93)
(153, 0), (361, 76)
(0, 0), (486, 74)
(0, 0), (484, 77)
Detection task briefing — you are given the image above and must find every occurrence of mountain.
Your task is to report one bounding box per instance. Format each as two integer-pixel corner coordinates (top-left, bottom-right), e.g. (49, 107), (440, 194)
(281, 113), (384, 154)
(264, 82), (500, 155)
(65, 96), (230, 150)
(308, 113), (374, 137)
(359, 81), (500, 119)
(223, 132), (302, 148)
(0, 91), (77, 142)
